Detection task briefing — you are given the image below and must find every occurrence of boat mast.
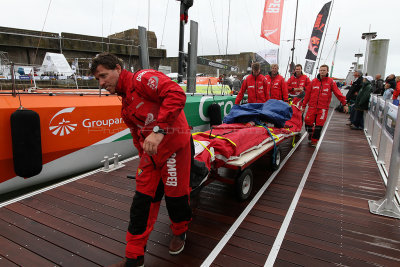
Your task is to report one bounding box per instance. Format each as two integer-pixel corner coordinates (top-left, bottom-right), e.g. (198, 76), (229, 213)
(330, 27), (340, 77)
(177, 0), (193, 84)
(290, 0), (299, 75)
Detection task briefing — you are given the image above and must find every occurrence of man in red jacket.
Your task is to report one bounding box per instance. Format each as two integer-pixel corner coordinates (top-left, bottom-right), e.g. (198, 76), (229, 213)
(266, 64), (288, 102)
(91, 53), (192, 266)
(235, 62), (269, 105)
(287, 64), (311, 104)
(302, 65), (348, 146)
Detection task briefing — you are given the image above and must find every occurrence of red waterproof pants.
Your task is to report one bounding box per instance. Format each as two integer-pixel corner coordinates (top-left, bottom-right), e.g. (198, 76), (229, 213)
(125, 139), (192, 259)
(305, 108), (328, 142)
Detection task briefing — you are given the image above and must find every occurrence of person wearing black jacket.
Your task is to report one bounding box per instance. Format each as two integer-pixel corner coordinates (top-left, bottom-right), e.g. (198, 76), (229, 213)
(346, 70), (363, 123)
(385, 74), (396, 89)
(372, 74), (384, 95)
(346, 70), (363, 103)
(350, 76), (373, 130)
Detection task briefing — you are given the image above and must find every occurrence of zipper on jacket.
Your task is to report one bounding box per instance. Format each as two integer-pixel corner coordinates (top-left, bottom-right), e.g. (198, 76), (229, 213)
(316, 77), (323, 108)
(254, 74), (258, 102)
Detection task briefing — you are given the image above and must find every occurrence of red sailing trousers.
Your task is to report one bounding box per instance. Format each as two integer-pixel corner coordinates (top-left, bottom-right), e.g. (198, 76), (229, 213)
(125, 139), (192, 259)
(304, 107), (328, 142)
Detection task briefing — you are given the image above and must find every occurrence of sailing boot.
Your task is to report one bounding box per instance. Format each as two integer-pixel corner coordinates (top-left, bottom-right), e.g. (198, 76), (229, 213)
(109, 256), (144, 267)
(169, 232), (186, 255)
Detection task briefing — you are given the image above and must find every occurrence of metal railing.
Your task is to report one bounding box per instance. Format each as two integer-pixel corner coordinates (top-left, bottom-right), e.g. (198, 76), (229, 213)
(365, 94), (400, 219)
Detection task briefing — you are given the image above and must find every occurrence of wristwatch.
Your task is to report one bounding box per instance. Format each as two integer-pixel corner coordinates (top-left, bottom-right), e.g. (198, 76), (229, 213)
(153, 125), (166, 135)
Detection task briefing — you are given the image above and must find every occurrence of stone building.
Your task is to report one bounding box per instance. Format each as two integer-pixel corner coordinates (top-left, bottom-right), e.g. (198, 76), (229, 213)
(0, 26), (165, 76)
(0, 26), (270, 79)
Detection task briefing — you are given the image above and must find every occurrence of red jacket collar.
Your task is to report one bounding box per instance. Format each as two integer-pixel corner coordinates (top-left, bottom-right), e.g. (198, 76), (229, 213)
(115, 69), (132, 96)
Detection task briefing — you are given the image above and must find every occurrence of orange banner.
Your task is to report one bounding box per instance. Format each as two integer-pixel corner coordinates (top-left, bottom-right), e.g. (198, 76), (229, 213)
(260, 0), (285, 45)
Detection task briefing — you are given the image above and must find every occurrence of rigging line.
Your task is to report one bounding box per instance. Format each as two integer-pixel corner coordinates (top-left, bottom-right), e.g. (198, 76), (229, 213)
(196, 5), (204, 55)
(244, 0), (261, 53)
(225, 0), (231, 56)
(147, 0), (150, 30)
(101, 0), (104, 52)
(160, 0), (170, 47)
(315, 0), (334, 75)
(323, 39), (336, 64)
(208, 0), (222, 55)
(33, 0), (53, 66)
(108, 0), (116, 52)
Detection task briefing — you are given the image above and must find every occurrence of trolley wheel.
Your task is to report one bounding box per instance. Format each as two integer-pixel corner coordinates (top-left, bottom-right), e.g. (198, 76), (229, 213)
(235, 168), (253, 201)
(271, 146), (281, 171)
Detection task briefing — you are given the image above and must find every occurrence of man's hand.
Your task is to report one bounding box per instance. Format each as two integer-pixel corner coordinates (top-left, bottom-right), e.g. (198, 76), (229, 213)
(343, 105), (349, 113)
(300, 106), (305, 113)
(143, 132), (165, 156)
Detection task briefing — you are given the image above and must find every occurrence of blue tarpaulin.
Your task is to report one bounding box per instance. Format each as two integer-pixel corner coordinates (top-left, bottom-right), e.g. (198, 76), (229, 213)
(223, 99), (293, 128)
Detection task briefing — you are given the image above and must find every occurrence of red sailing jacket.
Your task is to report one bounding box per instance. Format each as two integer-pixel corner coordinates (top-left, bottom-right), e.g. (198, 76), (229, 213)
(392, 81), (400, 100)
(116, 69), (190, 156)
(235, 74), (269, 104)
(287, 73), (311, 96)
(302, 75), (346, 109)
(266, 74), (288, 101)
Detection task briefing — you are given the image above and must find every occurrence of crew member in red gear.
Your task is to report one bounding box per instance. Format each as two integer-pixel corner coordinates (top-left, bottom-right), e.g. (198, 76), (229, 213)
(266, 64), (289, 102)
(302, 64), (348, 146)
(287, 64), (311, 104)
(235, 62), (269, 105)
(392, 76), (400, 102)
(91, 53), (192, 267)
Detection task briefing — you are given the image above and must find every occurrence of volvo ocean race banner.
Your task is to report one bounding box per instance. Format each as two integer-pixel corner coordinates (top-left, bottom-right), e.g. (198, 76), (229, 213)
(260, 0), (285, 45)
(304, 1), (331, 74)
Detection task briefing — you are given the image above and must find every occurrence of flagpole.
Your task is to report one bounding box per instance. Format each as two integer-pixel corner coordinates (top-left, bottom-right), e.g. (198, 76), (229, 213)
(330, 27), (340, 77)
(315, 0), (334, 77)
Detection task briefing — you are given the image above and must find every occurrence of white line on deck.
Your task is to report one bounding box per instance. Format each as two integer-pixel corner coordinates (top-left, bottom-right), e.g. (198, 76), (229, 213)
(201, 132), (307, 267)
(0, 155), (139, 208)
(264, 110), (334, 267)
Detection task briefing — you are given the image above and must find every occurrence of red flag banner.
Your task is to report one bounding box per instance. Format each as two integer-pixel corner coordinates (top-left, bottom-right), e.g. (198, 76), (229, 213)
(304, 1), (332, 74)
(260, 0), (285, 45)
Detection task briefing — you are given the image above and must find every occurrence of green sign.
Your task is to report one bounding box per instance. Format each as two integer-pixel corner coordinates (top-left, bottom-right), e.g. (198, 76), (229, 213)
(184, 94), (238, 128)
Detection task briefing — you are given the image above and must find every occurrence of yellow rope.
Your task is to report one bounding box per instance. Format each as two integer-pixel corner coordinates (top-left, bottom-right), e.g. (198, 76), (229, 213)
(268, 128), (280, 141)
(192, 132), (237, 147)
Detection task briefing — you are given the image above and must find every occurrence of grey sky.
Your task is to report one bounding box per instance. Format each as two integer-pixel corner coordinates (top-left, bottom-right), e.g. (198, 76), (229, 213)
(0, 0), (398, 78)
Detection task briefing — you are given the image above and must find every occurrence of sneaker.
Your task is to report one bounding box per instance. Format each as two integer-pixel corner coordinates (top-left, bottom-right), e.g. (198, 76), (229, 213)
(346, 122), (352, 126)
(311, 141), (318, 147)
(350, 125), (362, 130)
(169, 233), (186, 255)
(110, 256), (144, 267)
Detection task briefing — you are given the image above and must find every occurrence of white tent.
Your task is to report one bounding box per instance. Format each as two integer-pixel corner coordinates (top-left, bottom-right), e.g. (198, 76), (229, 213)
(40, 52), (73, 76)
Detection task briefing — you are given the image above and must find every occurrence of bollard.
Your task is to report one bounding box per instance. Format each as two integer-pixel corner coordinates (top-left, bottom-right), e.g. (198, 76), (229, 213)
(101, 156), (110, 170)
(113, 153), (122, 166)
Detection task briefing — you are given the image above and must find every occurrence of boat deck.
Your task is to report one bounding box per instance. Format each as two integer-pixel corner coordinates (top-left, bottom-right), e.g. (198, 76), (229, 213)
(1, 110), (400, 266)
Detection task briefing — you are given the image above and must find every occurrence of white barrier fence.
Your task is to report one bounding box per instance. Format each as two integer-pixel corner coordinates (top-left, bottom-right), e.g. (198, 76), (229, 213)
(365, 94), (400, 219)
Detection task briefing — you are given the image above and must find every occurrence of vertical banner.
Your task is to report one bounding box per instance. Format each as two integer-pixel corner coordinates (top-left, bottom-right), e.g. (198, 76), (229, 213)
(260, 0), (285, 45)
(304, 1), (331, 74)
